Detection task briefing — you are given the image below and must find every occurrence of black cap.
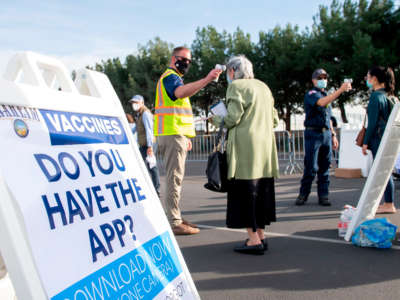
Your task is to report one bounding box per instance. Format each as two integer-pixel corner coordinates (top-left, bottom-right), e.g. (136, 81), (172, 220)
(312, 68), (328, 79)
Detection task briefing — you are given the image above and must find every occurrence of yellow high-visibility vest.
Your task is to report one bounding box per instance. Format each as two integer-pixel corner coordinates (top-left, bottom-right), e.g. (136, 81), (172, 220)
(154, 68), (195, 137)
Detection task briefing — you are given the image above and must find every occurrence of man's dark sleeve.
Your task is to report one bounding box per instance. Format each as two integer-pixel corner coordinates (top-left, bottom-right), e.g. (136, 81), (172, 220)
(305, 90), (320, 107)
(162, 74), (184, 101)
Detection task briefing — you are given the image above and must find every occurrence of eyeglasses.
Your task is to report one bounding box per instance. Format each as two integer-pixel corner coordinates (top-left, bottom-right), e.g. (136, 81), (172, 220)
(175, 56), (192, 64)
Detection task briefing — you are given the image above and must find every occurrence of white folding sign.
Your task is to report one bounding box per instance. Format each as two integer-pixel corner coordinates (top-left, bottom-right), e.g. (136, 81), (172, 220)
(345, 103), (400, 241)
(0, 52), (199, 300)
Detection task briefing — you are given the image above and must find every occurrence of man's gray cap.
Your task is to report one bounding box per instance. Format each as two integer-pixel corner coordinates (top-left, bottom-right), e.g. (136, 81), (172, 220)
(129, 95), (144, 102)
(312, 68), (328, 79)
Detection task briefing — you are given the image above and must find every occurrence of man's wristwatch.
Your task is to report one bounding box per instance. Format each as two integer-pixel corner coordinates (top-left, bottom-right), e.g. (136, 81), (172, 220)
(331, 132), (336, 138)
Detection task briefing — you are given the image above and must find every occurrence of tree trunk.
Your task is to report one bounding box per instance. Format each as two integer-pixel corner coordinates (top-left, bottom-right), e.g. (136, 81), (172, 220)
(339, 101), (348, 123)
(284, 110), (291, 132)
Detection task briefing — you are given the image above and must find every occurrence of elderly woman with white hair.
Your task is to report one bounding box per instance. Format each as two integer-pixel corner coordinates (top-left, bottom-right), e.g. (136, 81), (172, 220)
(212, 55), (279, 255)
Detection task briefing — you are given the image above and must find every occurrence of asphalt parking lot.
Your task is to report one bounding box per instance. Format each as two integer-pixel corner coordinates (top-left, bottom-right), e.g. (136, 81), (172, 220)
(166, 163), (400, 300)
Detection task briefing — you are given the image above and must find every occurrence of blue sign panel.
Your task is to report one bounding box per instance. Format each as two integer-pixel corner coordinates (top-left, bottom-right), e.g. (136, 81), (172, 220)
(52, 232), (182, 299)
(40, 109), (128, 145)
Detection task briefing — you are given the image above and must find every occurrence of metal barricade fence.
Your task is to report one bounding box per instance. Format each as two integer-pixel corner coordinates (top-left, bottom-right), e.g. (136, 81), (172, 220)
(188, 134), (220, 161)
(156, 130), (339, 174)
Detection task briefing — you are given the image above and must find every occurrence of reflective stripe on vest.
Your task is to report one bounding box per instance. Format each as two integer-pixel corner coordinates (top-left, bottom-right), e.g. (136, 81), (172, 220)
(155, 107), (193, 115)
(156, 70), (174, 107)
(154, 69), (195, 137)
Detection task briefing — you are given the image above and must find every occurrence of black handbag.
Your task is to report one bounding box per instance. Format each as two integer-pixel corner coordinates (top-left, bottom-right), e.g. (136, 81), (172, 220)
(204, 121), (228, 193)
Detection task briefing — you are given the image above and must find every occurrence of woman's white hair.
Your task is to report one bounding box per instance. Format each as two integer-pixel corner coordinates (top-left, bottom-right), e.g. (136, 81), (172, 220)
(226, 55), (254, 80)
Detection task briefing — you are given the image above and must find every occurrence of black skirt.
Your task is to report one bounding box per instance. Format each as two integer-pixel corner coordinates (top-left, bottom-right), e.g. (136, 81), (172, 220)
(226, 177), (276, 231)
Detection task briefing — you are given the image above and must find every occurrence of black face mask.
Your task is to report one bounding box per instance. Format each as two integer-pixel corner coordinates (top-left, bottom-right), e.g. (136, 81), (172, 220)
(175, 59), (190, 75)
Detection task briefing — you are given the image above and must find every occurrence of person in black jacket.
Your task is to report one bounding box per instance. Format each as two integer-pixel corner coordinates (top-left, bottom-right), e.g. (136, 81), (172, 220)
(362, 66), (398, 214)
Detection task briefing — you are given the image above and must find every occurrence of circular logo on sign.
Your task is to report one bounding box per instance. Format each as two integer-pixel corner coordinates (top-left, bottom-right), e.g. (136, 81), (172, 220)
(14, 119), (29, 138)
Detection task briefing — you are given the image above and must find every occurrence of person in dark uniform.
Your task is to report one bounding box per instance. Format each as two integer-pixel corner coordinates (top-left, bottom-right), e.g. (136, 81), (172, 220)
(295, 69), (352, 206)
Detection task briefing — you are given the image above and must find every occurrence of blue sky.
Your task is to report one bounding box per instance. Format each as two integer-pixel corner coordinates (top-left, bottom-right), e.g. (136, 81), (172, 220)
(0, 0), (368, 74)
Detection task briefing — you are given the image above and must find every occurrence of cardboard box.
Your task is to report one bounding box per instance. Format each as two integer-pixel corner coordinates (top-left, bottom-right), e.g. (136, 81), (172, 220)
(335, 168), (362, 178)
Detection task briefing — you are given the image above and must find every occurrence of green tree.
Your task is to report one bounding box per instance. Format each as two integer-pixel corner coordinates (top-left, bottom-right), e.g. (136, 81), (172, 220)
(125, 37), (174, 110)
(226, 27), (255, 60)
(90, 0), (400, 131)
(187, 26), (230, 132)
(257, 24), (309, 131)
(90, 38), (173, 113)
(310, 0), (399, 122)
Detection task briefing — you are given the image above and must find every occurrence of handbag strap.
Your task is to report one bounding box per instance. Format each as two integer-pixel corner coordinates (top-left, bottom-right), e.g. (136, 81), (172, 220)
(215, 120), (226, 152)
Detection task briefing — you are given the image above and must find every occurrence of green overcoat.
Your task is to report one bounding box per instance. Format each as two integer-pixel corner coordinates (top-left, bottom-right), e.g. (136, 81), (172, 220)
(213, 78), (279, 180)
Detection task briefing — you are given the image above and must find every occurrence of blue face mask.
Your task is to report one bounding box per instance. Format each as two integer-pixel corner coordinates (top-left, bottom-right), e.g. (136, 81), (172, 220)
(317, 79), (328, 89)
(226, 73), (232, 84)
(366, 80), (373, 89)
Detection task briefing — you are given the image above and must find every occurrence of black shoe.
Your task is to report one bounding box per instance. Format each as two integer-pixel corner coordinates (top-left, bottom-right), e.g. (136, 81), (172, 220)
(295, 195), (308, 206)
(246, 238), (268, 251)
(262, 238), (268, 251)
(318, 197), (331, 206)
(234, 241), (264, 255)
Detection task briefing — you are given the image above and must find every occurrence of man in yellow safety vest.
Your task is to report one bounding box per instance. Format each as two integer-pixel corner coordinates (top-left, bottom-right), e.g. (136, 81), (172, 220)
(154, 46), (222, 235)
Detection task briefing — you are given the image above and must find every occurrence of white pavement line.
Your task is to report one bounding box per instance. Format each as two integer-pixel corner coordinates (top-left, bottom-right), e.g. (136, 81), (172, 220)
(199, 269), (302, 280)
(197, 224), (400, 250)
(274, 210), (340, 216)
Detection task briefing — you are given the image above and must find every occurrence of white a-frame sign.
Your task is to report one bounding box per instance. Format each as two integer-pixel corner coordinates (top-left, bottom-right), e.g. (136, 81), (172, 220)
(0, 51), (200, 300)
(345, 103), (400, 241)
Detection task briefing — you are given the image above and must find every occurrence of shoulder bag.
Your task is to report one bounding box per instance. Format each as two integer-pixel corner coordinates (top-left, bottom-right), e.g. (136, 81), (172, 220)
(204, 121), (228, 193)
(355, 114), (366, 147)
